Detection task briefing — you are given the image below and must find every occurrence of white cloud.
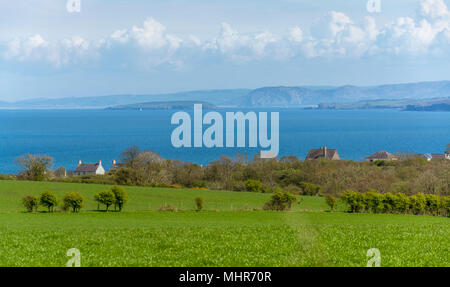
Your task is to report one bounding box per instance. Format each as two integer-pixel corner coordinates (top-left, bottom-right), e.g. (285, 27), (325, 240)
(111, 18), (182, 52)
(204, 22), (278, 62)
(189, 35), (202, 46)
(130, 18), (169, 49)
(419, 0), (449, 19)
(110, 29), (129, 44)
(4, 34), (48, 60)
(289, 27), (303, 43)
(3, 34), (100, 67)
(2, 0), (450, 68)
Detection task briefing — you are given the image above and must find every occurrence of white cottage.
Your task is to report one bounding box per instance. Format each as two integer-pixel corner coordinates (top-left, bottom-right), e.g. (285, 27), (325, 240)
(74, 160), (105, 176)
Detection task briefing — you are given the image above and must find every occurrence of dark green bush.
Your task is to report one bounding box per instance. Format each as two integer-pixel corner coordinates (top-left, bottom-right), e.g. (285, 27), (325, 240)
(195, 197), (204, 211)
(111, 186), (129, 211)
(63, 192), (85, 212)
(94, 190), (116, 211)
(263, 191), (297, 211)
(325, 195), (337, 211)
(40, 190), (59, 212)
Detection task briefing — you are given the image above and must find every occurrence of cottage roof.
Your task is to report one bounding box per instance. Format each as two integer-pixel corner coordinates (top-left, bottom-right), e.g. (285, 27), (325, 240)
(75, 163), (100, 173)
(366, 151), (396, 160)
(306, 147), (338, 160)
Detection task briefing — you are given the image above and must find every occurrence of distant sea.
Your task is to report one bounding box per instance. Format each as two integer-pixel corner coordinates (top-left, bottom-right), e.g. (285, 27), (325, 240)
(0, 109), (449, 174)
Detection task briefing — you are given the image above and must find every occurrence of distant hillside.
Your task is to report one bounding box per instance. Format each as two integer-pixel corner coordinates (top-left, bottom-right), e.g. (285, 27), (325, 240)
(236, 81), (450, 107)
(2, 81), (450, 109)
(316, 97), (450, 111)
(404, 98), (450, 111)
(108, 101), (216, 110)
(0, 89), (249, 109)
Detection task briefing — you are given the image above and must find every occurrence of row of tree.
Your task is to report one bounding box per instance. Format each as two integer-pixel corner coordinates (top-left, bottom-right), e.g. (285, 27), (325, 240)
(22, 191), (85, 213)
(22, 186), (129, 213)
(339, 190), (450, 217)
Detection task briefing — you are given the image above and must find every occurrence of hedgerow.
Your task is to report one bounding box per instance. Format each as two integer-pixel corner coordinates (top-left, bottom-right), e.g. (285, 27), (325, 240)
(340, 190), (450, 217)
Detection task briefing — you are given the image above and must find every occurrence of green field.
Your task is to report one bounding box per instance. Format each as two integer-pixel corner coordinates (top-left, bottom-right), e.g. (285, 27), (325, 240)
(0, 180), (448, 267)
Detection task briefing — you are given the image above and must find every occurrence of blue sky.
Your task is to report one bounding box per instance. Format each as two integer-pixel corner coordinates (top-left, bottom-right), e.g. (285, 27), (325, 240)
(1, 0), (450, 101)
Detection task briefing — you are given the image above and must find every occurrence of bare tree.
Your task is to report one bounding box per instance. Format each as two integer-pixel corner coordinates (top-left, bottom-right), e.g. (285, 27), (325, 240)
(15, 154), (54, 181)
(119, 145), (140, 168)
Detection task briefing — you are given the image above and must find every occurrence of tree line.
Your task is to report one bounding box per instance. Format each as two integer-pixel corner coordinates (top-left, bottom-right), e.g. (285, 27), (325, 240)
(22, 186), (129, 213)
(10, 144), (450, 198)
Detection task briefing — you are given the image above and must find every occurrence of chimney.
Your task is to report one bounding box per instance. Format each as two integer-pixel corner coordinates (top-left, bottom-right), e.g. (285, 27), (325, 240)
(78, 160), (82, 165)
(323, 146), (327, 156)
(112, 159), (116, 165)
(99, 160), (102, 166)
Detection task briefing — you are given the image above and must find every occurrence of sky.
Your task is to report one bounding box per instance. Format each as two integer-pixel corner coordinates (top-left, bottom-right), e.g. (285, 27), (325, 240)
(1, 0), (450, 101)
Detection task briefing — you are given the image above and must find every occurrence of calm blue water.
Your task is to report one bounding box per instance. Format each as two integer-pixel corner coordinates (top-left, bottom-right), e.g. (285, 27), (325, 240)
(0, 109), (449, 174)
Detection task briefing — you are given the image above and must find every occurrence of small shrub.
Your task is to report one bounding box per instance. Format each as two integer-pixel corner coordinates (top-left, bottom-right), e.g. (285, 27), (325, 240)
(245, 179), (263, 193)
(195, 197), (204, 211)
(263, 191), (297, 211)
(63, 192), (85, 213)
(22, 195), (39, 212)
(40, 190), (58, 212)
(325, 195), (337, 211)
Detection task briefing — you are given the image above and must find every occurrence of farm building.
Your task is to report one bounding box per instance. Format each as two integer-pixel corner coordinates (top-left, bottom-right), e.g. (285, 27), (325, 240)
(73, 160), (105, 176)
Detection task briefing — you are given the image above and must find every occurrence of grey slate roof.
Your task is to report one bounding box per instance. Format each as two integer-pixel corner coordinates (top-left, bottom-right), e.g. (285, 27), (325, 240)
(74, 163), (99, 173)
(366, 151), (396, 160)
(306, 147), (339, 160)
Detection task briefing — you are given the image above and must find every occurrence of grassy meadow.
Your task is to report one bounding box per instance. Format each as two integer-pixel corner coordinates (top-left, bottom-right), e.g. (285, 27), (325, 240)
(0, 180), (448, 267)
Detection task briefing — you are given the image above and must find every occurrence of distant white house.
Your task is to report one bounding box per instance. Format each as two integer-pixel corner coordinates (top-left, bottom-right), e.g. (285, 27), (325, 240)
(73, 160), (105, 176)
